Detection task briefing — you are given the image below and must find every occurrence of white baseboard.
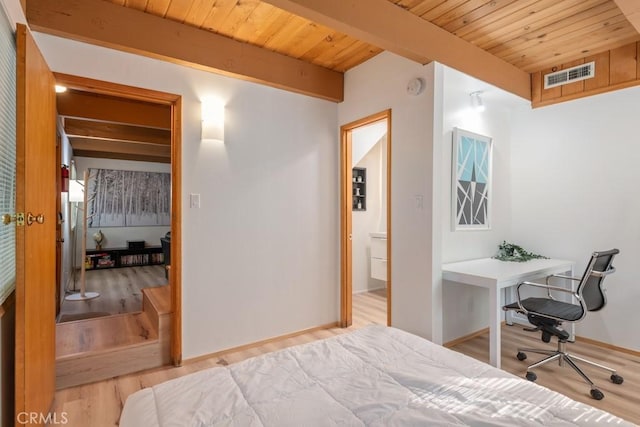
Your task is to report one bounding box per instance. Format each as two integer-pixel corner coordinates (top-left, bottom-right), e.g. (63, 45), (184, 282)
(353, 286), (386, 295)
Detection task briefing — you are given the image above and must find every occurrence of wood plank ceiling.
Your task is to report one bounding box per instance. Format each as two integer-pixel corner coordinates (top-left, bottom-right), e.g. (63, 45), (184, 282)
(111, 0), (639, 75)
(47, 0), (639, 160)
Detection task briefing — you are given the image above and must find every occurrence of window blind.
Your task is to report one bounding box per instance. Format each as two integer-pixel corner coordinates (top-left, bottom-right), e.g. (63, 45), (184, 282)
(0, 6), (16, 305)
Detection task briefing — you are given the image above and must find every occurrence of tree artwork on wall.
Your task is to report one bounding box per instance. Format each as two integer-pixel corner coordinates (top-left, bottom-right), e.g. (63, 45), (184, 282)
(452, 128), (492, 231)
(86, 168), (170, 227)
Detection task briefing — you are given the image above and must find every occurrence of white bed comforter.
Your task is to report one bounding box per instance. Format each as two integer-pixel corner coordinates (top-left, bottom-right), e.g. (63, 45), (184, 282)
(120, 325), (633, 426)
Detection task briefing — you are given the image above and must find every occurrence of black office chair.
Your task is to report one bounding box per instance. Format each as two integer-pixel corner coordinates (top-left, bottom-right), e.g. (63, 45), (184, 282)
(503, 249), (623, 400)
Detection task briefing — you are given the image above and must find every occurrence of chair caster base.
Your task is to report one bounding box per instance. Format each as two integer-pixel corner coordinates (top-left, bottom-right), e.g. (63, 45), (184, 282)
(525, 371), (537, 382)
(590, 389), (604, 400)
(611, 374), (624, 384)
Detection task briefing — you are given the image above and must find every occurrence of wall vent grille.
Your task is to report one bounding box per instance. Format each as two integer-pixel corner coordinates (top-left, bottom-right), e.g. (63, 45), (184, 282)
(544, 62), (595, 89)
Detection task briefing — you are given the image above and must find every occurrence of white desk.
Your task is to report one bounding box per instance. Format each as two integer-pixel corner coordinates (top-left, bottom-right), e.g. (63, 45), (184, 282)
(442, 257), (575, 368)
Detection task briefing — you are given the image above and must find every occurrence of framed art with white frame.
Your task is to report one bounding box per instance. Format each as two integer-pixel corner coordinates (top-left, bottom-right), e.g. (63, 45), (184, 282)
(452, 127), (492, 231)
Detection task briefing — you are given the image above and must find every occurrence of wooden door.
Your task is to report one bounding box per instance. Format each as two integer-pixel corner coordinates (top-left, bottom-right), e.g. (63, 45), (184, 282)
(15, 23), (57, 422)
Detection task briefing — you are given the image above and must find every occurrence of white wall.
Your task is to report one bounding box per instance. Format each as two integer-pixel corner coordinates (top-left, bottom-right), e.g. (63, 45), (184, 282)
(352, 139), (385, 293)
(33, 33), (340, 358)
(510, 87), (640, 351)
(340, 52), (441, 341)
(439, 66), (528, 342)
(352, 121), (387, 166)
(73, 157), (171, 261)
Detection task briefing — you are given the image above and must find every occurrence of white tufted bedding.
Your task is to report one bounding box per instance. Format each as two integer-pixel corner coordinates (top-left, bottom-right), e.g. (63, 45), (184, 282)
(120, 325), (632, 426)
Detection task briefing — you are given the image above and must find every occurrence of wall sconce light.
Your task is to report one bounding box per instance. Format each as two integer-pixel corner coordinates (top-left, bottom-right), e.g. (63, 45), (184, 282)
(470, 91), (486, 113)
(201, 98), (225, 142)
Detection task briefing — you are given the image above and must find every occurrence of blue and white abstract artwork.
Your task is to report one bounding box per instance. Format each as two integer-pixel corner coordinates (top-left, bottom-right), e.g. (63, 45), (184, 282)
(452, 128), (492, 230)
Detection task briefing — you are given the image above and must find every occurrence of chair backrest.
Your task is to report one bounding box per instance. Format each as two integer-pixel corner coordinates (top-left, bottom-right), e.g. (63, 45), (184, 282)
(577, 249), (619, 312)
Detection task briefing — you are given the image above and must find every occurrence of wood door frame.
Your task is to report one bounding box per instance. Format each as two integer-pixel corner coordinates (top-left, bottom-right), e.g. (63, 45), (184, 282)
(53, 73), (183, 364)
(340, 109), (392, 327)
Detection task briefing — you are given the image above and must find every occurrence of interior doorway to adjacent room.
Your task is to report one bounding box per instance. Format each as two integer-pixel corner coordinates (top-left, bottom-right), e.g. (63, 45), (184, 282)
(340, 110), (391, 328)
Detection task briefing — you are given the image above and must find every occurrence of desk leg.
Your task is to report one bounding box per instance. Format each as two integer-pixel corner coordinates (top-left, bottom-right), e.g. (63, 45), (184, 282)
(505, 286), (514, 326)
(569, 266), (576, 341)
(490, 286), (501, 368)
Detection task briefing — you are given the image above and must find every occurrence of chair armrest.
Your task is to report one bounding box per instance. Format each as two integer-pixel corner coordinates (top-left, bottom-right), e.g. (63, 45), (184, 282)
(515, 281), (580, 314)
(546, 274), (581, 283)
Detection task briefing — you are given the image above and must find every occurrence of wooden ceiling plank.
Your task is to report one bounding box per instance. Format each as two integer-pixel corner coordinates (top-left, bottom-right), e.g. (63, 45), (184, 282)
(488, 3), (619, 58)
(64, 118), (171, 145)
(476, 0), (610, 52)
(57, 90), (171, 128)
(442, 0), (520, 34)
(125, 0), (150, 12)
(215, 0), (262, 37)
(144, 0), (172, 16)
(73, 149), (171, 164)
(407, 0), (443, 17)
(263, 0), (531, 99)
(27, 0), (344, 102)
(419, 0), (469, 22)
(201, 0), (243, 32)
(451, 0), (540, 38)
(233, 2), (283, 42)
(502, 13), (633, 65)
(613, 0), (640, 33)
(515, 29), (639, 72)
(335, 43), (383, 72)
(70, 137), (171, 157)
(434, 0), (496, 29)
(164, 0), (200, 23)
(184, 0), (218, 28)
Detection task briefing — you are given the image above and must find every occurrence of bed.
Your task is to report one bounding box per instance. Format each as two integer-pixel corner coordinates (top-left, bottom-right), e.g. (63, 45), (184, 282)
(120, 325), (631, 426)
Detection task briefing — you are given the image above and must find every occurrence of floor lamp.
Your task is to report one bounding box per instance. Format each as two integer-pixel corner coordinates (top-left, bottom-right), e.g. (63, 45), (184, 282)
(65, 170), (100, 301)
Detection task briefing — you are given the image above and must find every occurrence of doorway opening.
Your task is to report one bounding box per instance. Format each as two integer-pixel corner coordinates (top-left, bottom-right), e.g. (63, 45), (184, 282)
(52, 73), (182, 388)
(340, 110), (391, 328)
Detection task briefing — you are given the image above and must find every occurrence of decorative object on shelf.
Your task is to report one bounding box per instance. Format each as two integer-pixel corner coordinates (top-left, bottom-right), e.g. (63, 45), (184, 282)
(452, 127), (492, 231)
(493, 241), (548, 262)
(352, 167), (366, 211)
(93, 230), (104, 250)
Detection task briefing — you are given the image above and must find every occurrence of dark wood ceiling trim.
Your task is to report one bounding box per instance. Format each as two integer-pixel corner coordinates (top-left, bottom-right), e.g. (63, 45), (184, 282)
(57, 90), (171, 129)
(73, 149), (170, 164)
(64, 118), (171, 145)
(263, 0), (531, 100)
(613, 0), (640, 33)
(27, 0), (344, 102)
(69, 137), (171, 158)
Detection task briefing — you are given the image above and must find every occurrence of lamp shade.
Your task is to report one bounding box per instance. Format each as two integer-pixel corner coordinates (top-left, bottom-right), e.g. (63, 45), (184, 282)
(69, 179), (84, 203)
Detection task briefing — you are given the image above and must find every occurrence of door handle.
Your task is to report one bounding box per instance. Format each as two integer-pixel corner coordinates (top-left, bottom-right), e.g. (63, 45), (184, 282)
(26, 212), (44, 226)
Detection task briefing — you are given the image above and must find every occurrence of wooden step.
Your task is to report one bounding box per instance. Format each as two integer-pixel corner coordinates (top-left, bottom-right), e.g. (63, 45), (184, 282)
(55, 285), (172, 389)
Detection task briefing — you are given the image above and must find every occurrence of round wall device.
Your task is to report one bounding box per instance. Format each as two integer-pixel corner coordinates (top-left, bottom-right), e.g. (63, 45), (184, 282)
(406, 77), (424, 96)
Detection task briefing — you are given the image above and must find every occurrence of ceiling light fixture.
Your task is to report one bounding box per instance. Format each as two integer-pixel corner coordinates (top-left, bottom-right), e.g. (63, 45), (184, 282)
(470, 91), (485, 112)
(55, 84), (67, 93)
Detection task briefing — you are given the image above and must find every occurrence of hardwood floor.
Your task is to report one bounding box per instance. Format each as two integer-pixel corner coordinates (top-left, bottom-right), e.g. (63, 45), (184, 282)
(50, 290), (640, 426)
(58, 265), (167, 321)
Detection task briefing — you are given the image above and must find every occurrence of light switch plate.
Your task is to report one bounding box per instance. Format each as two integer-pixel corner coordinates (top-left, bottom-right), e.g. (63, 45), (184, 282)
(190, 193), (200, 209)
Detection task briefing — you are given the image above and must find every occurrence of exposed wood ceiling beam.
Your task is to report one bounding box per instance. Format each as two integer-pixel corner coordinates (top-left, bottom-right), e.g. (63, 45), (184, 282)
(73, 149), (170, 164)
(70, 137), (170, 158)
(26, 0), (344, 102)
(613, 0), (640, 33)
(57, 90), (171, 129)
(64, 118), (171, 145)
(263, 0), (531, 100)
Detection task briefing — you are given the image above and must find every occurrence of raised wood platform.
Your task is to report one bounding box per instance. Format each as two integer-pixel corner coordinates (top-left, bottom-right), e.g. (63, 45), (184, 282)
(55, 285), (171, 389)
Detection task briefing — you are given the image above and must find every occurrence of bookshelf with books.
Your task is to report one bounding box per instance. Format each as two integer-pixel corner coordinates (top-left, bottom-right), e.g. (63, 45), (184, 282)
(85, 246), (164, 270)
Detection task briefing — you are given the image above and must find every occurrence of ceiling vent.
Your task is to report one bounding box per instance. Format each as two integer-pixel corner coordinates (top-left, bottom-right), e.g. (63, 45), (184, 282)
(544, 62), (595, 89)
